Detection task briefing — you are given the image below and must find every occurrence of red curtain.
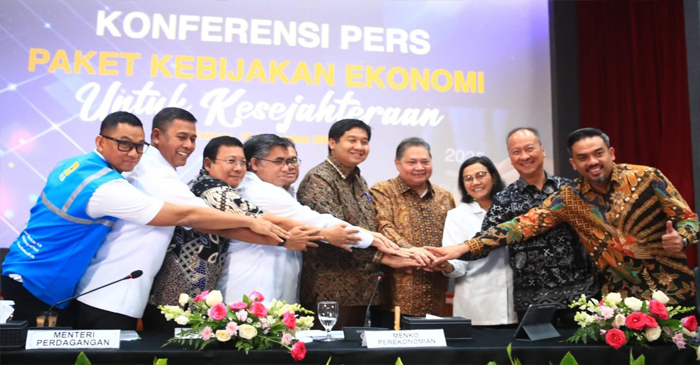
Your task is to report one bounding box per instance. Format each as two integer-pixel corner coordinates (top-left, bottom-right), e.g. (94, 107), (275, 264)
(577, 0), (697, 267)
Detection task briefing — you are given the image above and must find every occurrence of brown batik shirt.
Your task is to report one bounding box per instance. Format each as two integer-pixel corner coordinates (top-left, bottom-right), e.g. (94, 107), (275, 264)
(371, 177), (456, 316)
(297, 156), (383, 307)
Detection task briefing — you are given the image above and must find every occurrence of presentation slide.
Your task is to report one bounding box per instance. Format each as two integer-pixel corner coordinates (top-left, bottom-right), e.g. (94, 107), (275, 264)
(0, 0), (552, 248)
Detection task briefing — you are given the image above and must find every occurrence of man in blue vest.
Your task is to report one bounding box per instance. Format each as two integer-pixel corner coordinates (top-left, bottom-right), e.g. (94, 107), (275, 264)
(1, 111), (287, 327)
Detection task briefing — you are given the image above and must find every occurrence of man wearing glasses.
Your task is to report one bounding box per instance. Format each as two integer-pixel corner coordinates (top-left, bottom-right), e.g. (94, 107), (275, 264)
(1, 111), (285, 327)
(477, 127), (599, 326)
(217, 134), (412, 304)
(281, 138), (300, 197)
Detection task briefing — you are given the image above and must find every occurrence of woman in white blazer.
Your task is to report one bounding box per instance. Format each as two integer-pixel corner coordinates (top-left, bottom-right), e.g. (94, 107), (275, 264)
(440, 156), (517, 325)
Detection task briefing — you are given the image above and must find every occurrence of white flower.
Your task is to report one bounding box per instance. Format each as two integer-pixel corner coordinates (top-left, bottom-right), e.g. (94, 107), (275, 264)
(297, 316), (314, 330)
(175, 315), (190, 326)
(624, 297), (643, 311)
(205, 290), (223, 307)
(239, 324), (258, 340)
(613, 314), (626, 328)
(606, 292), (622, 306)
(644, 327), (662, 342)
(178, 293), (190, 306)
(600, 306), (614, 320)
(651, 291), (670, 305)
(215, 330), (231, 342)
(574, 312), (592, 327)
(682, 328), (697, 338)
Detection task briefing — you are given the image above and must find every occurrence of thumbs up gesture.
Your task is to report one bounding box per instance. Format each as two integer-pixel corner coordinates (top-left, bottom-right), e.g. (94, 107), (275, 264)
(661, 221), (684, 253)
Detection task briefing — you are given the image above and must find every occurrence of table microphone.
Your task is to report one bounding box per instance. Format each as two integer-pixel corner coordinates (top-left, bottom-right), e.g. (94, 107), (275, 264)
(364, 271), (384, 327)
(44, 270), (143, 324)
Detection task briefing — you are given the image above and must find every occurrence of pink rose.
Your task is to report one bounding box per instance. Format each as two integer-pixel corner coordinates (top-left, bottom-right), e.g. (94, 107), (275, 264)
(605, 328), (626, 350)
(283, 311), (296, 330)
(291, 340), (306, 361)
(208, 303), (228, 321)
(249, 291), (265, 302)
(644, 314), (658, 328)
(600, 306), (614, 320)
(673, 333), (687, 349)
(226, 322), (238, 336)
(249, 302), (268, 318)
(201, 326), (213, 341)
(230, 301), (248, 311)
(193, 290), (210, 303)
(648, 300), (669, 320)
(281, 332), (293, 346)
(236, 309), (248, 322)
(682, 315), (698, 332)
(625, 312), (646, 331)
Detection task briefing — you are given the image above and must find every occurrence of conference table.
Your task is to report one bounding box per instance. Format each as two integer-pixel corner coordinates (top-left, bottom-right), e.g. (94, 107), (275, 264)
(2, 327), (695, 364)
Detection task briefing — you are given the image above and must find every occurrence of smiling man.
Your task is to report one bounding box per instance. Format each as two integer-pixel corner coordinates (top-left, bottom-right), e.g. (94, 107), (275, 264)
(428, 128), (699, 307)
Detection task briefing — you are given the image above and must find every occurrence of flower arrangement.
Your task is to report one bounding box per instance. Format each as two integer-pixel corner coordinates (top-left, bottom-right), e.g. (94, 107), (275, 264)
(159, 290), (314, 361)
(566, 291), (697, 350)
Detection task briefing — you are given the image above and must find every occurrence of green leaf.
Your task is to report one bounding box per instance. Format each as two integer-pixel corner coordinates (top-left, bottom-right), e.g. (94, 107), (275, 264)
(395, 357), (404, 365)
(559, 352), (579, 365)
(326, 356), (332, 365)
(74, 352), (92, 365)
(153, 357), (168, 365)
(487, 362), (497, 365)
(506, 343), (522, 365)
(629, 350), (646, 365)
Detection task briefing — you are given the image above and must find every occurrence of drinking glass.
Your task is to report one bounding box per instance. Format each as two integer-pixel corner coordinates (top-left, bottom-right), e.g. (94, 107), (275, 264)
(317, 301), (339, 342)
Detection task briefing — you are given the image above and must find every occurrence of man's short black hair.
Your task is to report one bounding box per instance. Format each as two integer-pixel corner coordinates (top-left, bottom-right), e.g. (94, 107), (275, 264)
(566, 128), (611, 156)
(505, 127), (542, 150)
(203, 136), (244, 168)
(99, 111), (143, 135)
(243, 134), (291, 162)
(328, 119), (371, 154)
(152, 107), (196, 134)
(395, 137), (431, 160)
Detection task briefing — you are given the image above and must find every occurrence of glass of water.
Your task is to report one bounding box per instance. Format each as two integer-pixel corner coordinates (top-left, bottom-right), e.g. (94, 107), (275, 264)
(317, 301), (339, 342)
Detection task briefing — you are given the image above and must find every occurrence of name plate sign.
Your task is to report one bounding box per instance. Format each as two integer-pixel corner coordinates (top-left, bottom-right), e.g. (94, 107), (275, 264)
(26, 330), (120, 349)
(363, 329), (446, 348)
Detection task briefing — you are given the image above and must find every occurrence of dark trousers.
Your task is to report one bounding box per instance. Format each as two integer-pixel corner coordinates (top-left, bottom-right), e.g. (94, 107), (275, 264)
(73, 300), (138, 330)
(142, 303), (178, 332)
(0, 275), (73, 327)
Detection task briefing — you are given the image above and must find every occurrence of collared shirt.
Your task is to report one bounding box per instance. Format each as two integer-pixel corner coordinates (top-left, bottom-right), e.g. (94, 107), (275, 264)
(371, 177), (455, 316)
(462, 164), (699, 306)
(75, 147), (209, 318)
(217, 171), (374, 304)
(149, 169), (264, 307)
(297, 155), (382, 307)
(442, 202), (517, 325)
(480, 174), (600, 310)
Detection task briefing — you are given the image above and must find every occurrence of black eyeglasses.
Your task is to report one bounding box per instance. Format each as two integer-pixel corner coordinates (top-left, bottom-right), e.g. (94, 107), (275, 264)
(463, 171), (489, 184)
(213, 158), (247, 167)
(259, 157), (301, 167)
(100, 135), (150, 154)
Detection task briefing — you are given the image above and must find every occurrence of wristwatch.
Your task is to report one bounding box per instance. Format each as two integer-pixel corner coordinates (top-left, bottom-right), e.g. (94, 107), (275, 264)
(278, 239), (287, 247)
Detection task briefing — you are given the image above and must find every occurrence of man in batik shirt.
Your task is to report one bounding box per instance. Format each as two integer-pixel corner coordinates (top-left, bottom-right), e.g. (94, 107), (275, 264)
(429, 128), (699, 307)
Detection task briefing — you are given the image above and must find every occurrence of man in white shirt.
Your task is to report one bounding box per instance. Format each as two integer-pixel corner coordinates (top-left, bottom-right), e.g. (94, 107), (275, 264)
(1, 111), (285, 327)
(217, 134), (410, 304)
(73, 108), (289, 330)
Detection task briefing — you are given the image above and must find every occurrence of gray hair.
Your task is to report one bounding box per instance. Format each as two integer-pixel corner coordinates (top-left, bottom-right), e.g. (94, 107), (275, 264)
(243, 134), (291, 161)
(395, 137), (432, 160)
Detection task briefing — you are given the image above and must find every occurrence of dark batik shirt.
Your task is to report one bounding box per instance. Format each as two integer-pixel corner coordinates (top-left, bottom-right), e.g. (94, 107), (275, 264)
(149, 169), (263, 307)
(464, 164), (699, 307)
(481, 173), (600, 311)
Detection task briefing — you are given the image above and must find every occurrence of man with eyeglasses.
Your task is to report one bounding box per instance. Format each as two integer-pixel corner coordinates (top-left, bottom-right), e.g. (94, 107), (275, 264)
(465, 127), (599, 326)
(73, 108), (289, 330)
(1, 111), (286, 327)
(217, 133), (410, 304)
(281, 138), (300, 197)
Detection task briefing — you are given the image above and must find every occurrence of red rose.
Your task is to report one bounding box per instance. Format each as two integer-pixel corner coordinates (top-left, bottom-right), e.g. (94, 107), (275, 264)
(644, 314), (658, 328)
(682, 315), (698, 331)
(249, 302), (268, 318)
(283, 311), (296, 330)
(193, 290), (210, 303)
(605, 328), (627, 350)
(249, 291), (265, 302)
(208, 303), (228, 321)
(648, 300), (669, 320)
(291, 340), (306, 361)
(625, 312), (646, 330)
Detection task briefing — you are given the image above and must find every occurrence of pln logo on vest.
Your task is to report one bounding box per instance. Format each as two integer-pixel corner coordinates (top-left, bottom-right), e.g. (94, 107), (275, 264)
(58, 161), (80, 182)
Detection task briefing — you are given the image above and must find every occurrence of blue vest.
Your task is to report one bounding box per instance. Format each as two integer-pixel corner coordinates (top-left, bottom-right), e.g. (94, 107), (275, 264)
(2, 151), (124, 308)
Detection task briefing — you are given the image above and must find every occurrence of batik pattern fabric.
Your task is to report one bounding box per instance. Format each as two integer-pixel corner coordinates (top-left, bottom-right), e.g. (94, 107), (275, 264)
(371, 177), (455, 316)
(480, 174), (600, 311)
(149, 169), (263, 306)
(463, 164), (699, 306)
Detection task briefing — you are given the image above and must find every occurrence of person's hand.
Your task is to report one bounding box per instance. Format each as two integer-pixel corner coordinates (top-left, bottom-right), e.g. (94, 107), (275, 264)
(404, 247), (438, 267)
(380, 254), (422, 269)
(661, 220), (684, 253)
(370, 233), (411, 257)
(425, 245), (469, 267)
(282, 226), (323, 252)
(322, 223), (361, 252)
(250, 218), (289, 242)
(424, 261), (453, 273)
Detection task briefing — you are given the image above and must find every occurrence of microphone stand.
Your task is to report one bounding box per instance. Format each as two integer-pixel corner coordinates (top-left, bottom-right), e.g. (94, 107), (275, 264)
(364, 274), (383, 327)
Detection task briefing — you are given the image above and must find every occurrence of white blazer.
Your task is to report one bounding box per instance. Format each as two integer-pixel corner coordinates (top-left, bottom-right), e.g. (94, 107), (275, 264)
(442, 202), (517, 325)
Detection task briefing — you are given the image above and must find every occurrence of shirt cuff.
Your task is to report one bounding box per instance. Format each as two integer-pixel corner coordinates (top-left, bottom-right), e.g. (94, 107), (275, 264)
(355, 228), (374, 249)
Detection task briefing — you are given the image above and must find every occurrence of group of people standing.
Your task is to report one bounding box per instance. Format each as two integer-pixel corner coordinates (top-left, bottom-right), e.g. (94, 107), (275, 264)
(1, 108), (698, 331)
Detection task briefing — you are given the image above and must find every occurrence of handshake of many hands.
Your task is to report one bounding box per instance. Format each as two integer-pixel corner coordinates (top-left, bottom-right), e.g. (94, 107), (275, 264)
(250, 218), (461, 271)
